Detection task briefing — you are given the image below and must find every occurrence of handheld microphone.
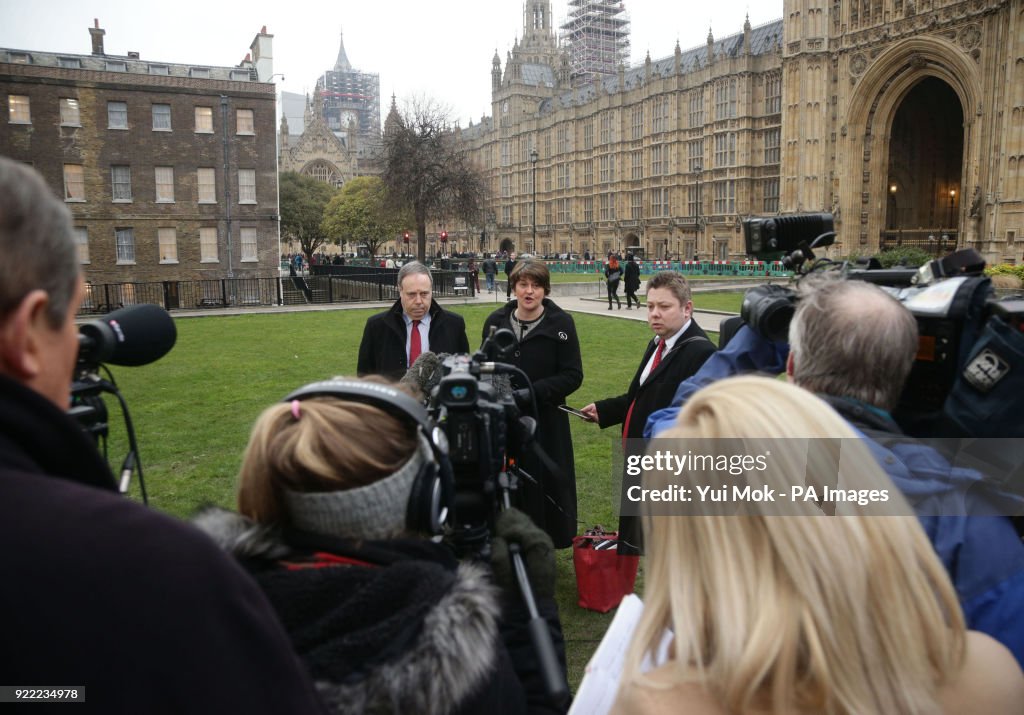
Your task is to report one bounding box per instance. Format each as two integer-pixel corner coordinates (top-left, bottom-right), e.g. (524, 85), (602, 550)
(78, 304), (177, 367)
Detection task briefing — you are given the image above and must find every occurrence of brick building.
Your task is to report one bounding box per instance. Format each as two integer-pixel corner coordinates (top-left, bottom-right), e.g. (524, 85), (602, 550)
(0, 21), (281, 295)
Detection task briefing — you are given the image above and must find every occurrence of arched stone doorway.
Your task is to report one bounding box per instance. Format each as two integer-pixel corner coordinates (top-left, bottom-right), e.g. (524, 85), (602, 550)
(885, 77), (964, 253)
(499, 238), (516, 255)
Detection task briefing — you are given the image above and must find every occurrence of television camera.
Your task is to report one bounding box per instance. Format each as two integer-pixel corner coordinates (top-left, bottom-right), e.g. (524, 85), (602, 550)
(740, 213), (1024, 437)
(71, 304), (177, 501)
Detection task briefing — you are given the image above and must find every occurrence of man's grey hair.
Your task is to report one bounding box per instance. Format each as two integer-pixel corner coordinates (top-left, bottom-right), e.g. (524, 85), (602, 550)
(0, 158), (81, 327)
(789, 274), (918, 411)
(397, 261), (432, 289)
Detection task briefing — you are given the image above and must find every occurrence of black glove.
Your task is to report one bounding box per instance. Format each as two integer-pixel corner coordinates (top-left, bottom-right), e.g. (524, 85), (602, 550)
(512, 388), (532, 409)
(491, 507), (555, 599)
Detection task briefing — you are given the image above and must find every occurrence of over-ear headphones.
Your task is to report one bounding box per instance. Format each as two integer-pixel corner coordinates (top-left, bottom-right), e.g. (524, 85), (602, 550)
(282, 378), (454, 536)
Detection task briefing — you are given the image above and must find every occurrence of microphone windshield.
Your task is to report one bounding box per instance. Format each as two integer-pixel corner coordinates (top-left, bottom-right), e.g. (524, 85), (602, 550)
(400, 351), (446, 398)
(78, 304), (177, 367)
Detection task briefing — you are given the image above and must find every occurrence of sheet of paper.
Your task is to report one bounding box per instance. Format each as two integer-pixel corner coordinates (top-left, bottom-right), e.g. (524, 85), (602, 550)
(568, 594), (644, 715)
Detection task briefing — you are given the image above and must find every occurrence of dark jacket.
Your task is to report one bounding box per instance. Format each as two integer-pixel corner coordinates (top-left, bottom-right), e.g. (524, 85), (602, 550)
(623, 260), (641, 292)
(604, 262), (622, 287)
(504, 258), (517, 277)
(594, 321), (715, 553)
(193, 509), (567, 715)
(482, 299), (583, 548)
(358, 299), (470, 379)
(0, 375), (324, 714)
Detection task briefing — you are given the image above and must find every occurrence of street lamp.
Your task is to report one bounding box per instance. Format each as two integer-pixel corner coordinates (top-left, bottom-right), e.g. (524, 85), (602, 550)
(947, 188), (956, 237)
(530, 148), (539, 255)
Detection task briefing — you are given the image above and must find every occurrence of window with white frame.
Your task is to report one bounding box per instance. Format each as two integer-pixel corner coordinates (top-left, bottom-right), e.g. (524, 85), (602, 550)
(713, 180), (735, 214)
(500, 141), (510, 167)
(502, 206), (512, 225)
(764, 128), (781, 164)
(195, 106), (213, 133)
(652, 97), (669, 133)
(714, 80), (736, 120)
(155, 166), (174, 202)
(238, 169), (256, 203)
(107, 101), (128, 129)
(557, 163), (571, 190)
(158, 228), (178, 263)
(152, 104), (171, 131)
(241, 228), (258, 261)
(544, 167), (552, 192)
(115, 228), (136, 263)
(58, 57), (81, 69)
(688, 88), (704, 127)
(583, 197), (594, 223)
(111, 165), (132, 202)
(544, 131), (552, 157)
(763, 178), (780, 213)
(689, 140), (704, 172)
(631, 191), (643, 219)
(630, 106), (643, 140)
(200, 227), (218, 262)
(583, 159), (594, 186)
(714, 133), (736, 167)
(8, 95), (30, 123)
(557, 198), (571, 224)
(74, 228), (89, 263)
(197, 168), (216, 203)
(600, 112), (613, 144)
(556, 126), (570, 154)
(148, 64), (169, 76)
(105, 61), (127, 72)
(600, 193), (616, 221)
(501, 174), (511, 198)
(583, 121), (593, 150)
(544, 202), (552, 225)
(599, 155), (615, 183)
(60, 98), (80, 126)
(63, 164), (85, 201)
(631, 150), (643, 180)
(190, 67), (210, 79)
(651, 144), (668, 176)
(688, 184), (702, 217)
(651, 187), (670, 217)
(765, 72), (782, 114)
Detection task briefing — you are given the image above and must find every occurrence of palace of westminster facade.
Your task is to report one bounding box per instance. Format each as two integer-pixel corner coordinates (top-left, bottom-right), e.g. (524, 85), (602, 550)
(449, 0), (1023, 264)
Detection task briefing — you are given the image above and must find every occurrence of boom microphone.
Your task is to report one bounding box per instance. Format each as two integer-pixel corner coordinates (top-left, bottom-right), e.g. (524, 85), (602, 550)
(78, 304), (177, 367)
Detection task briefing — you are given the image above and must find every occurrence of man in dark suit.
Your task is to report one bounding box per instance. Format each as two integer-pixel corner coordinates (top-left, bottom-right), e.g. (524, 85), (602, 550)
(357, 261), (470, 379)
(581, 271), (715, 554)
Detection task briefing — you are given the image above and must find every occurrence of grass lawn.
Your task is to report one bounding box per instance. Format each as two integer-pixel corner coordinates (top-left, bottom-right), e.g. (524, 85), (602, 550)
(102, 302), (724, 690)
(546, 272), (774, 284)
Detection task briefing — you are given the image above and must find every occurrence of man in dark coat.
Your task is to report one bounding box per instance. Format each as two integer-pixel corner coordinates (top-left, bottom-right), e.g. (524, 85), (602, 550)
(623, 253), (642, 309)
(0, 157), (325, 714)
(581, 272), (715, 554)
(504, 252), (518, 299)
(358, 261), (470, 379)
(483, 261), (583, 548)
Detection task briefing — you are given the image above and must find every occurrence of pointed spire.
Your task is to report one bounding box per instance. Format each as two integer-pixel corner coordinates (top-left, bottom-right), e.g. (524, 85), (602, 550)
(334, 29), (351, 72)
(744, 13), (752, 32)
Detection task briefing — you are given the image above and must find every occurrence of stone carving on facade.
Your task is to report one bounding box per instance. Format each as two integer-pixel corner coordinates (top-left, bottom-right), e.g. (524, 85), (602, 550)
(850, 53), (869, 76)
(969, 185), (982, 218)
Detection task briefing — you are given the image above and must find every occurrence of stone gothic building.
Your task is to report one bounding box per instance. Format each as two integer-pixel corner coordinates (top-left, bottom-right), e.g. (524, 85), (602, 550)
(457, 0), (1023, 264)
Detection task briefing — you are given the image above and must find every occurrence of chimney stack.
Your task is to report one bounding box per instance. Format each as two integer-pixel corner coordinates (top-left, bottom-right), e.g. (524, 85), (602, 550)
(89, 19), (105, 56)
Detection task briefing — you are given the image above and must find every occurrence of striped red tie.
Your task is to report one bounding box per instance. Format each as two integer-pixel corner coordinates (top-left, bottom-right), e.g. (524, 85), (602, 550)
(409, 320), (421, 365)
(622, 340), (665, 447)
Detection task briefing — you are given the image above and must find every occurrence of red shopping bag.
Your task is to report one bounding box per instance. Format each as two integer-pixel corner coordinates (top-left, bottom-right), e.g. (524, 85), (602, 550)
(572, 529), (639, 613)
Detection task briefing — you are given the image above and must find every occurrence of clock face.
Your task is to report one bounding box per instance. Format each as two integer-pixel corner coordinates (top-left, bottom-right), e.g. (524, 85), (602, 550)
(502, 100), (509, 113)
(340, 110), (359, 129)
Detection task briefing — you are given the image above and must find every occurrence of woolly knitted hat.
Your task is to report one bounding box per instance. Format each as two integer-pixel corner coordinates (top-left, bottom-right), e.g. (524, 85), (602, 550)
(283, 433), (432, 540)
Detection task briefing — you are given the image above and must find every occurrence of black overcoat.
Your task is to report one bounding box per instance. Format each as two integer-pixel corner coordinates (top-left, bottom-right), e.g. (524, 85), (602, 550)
(482, 299), (583, 548)
(357, 299), (470, 380)
(623, 260), (641, 292)
(593, 320), (715, 553)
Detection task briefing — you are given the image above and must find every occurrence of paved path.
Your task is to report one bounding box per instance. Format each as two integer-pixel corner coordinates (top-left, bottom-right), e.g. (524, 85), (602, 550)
(165, 280), (748, 335)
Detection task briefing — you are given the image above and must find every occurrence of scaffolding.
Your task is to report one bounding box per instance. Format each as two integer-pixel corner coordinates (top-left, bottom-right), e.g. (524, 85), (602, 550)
(560, 0), (631, 87)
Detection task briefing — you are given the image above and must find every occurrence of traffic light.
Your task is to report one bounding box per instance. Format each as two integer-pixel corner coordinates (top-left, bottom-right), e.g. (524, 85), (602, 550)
(440, 231), (448, 243)
(403, 231), (410, 243)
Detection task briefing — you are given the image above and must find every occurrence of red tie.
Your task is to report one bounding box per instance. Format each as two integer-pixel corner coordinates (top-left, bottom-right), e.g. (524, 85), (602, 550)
(409, 320), (422, 366)
(622, 340), (665, 446)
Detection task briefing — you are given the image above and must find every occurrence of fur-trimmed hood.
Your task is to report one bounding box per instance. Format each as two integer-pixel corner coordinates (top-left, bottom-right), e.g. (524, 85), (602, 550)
(193, 509), (508, 715)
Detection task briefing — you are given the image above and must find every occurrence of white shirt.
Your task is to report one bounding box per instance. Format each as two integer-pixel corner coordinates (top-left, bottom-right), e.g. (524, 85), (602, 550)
(403, 313), (431, 363)
(639, 319), (691, 385)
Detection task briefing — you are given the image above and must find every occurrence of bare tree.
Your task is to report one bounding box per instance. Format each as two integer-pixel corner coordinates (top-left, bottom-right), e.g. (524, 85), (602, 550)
(381, 98), (487, 262)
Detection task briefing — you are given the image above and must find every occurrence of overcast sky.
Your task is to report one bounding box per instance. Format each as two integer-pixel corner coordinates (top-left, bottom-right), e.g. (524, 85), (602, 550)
(0, 0), (783, 127)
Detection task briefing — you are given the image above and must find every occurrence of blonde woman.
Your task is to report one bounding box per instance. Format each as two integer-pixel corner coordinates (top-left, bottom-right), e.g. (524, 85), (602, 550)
(613, 376), (1023, 715)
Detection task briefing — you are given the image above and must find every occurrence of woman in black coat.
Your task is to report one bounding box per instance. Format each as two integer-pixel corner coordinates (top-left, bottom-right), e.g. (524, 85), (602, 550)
(605, 255), (622, 310)
(482, 260), (584, 549)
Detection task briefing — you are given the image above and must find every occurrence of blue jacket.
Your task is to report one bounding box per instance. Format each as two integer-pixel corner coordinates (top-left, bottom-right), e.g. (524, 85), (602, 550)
(644, 326), (1024, 666)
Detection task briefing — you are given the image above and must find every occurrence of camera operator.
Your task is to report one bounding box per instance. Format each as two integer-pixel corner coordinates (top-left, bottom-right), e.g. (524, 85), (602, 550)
(645, 274), (1024, 667)
(194, 376), (569, 715)
(0, 157), (324, 712)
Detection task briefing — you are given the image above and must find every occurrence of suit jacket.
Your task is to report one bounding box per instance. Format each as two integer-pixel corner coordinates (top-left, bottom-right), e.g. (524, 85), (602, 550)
(594, 320), (715, 554)
(357, 299), (470, 380)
